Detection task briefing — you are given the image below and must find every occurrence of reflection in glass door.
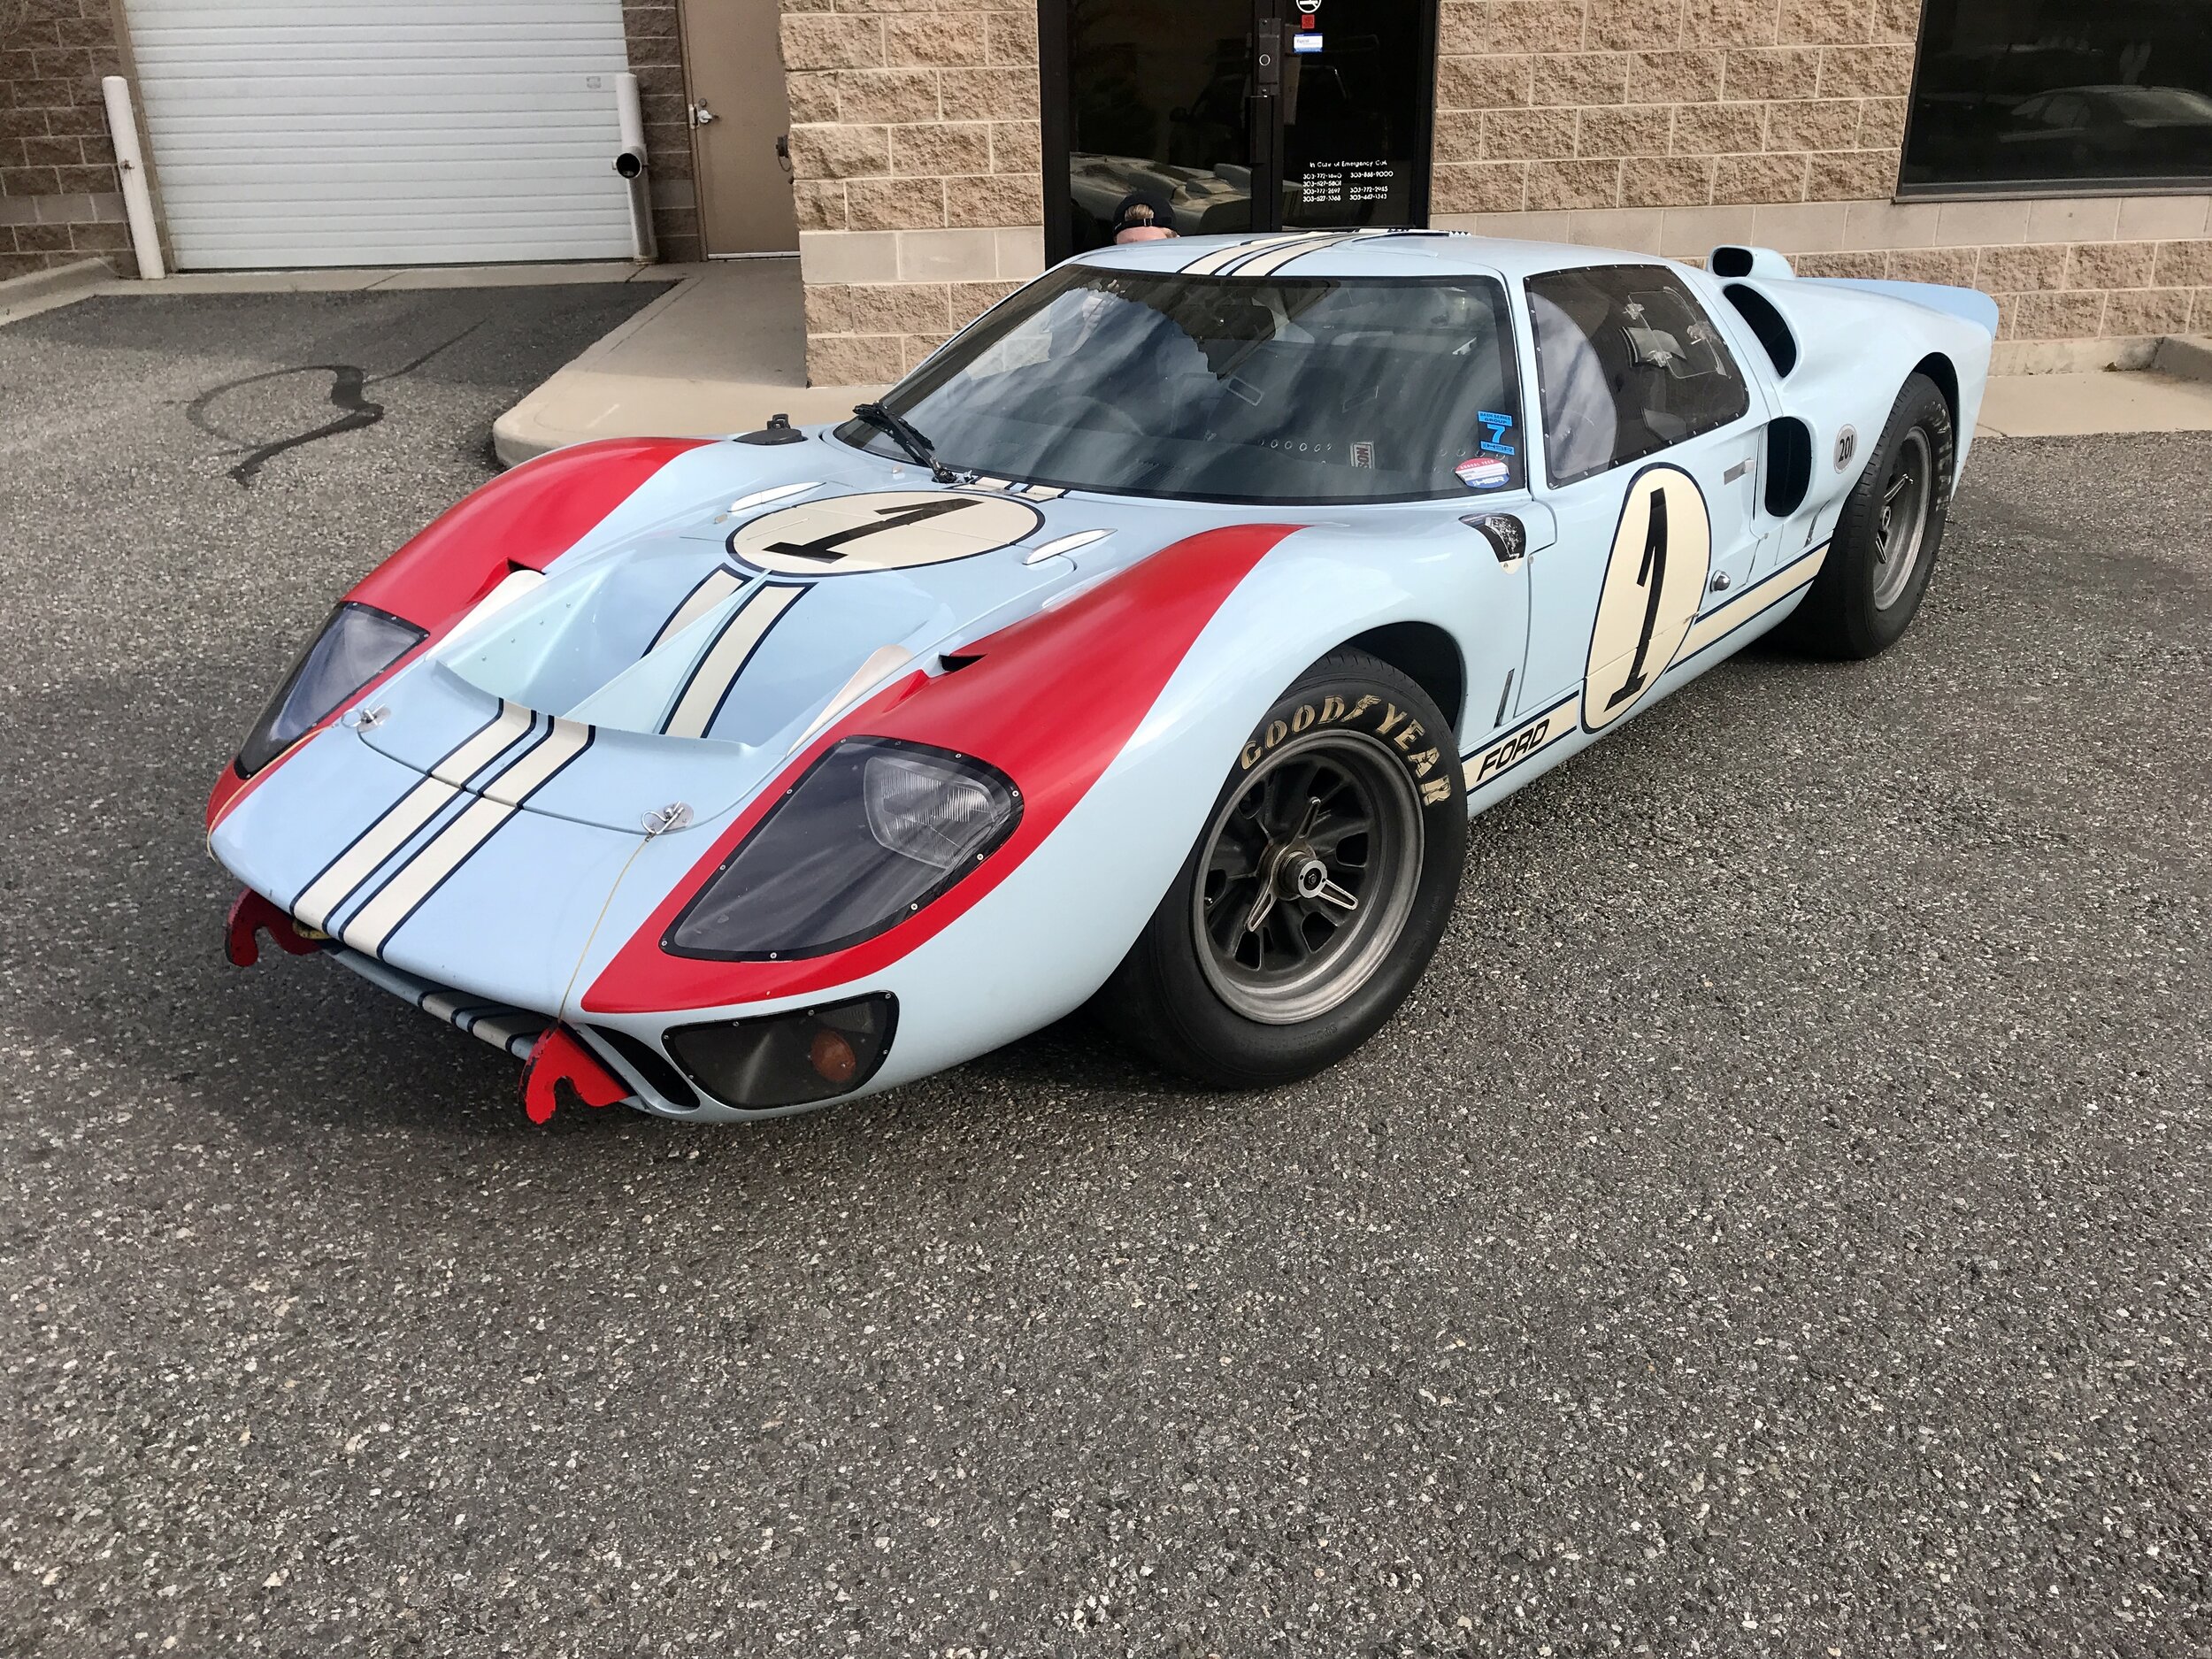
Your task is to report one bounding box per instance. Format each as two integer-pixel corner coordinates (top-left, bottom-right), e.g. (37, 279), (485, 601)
(1041, 0), (1433, 261)
(1280, 0), (1431, 230)
(1050, 0), (1257, 257)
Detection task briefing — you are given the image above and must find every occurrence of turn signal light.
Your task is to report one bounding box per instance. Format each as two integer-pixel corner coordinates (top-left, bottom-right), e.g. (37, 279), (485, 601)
(664, 994), (896, 1110)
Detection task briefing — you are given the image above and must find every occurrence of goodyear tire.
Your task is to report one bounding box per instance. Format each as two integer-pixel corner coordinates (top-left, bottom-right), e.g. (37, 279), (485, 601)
(1098, 649), (1466, 1087)
(1786, 371), (1955, 659)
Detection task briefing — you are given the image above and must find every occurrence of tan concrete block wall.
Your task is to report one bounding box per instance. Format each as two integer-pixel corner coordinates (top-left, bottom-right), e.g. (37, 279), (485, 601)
(786, 0), (2206, 380)
(1436, 0), (2206, 352)
(0, 0), (136, 280)
(1437, 197), (2212, 370)
(780, 0), (1041, 380)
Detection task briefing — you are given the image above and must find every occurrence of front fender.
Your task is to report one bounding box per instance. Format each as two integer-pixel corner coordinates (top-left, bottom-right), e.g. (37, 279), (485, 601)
(579, 512), (1512, 1095)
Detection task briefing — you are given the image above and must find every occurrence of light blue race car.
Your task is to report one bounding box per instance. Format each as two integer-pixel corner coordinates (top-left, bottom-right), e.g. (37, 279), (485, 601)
(209, 229), (1996, 1123)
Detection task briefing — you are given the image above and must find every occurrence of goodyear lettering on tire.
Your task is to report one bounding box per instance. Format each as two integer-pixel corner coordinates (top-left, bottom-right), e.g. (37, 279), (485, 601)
(1240, 692), (1453, 805)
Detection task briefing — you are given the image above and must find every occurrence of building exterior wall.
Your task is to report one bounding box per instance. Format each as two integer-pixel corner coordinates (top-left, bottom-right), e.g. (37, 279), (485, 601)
(780, 0), (1045, 383)
(0, 0), (137, 280)
(786, 0), (2212, 383)
(1425, 0), (2212, 373)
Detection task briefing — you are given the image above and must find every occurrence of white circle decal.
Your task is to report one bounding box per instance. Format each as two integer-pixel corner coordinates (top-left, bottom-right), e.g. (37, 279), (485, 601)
(728, 489), (1043, 576)
(1581, 465), (1712, 733)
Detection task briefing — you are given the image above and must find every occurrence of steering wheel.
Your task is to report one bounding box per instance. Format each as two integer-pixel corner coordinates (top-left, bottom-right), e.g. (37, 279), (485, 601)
(1033, 391), (1147, 436)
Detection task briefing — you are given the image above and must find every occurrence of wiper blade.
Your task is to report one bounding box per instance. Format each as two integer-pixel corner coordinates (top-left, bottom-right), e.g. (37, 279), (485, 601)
(852, 402), (954, 483)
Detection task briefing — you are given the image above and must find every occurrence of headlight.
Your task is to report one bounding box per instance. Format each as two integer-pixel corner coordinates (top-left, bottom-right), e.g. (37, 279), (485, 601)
(235, 602), (425, 777)
(666, 738), (1020, 959)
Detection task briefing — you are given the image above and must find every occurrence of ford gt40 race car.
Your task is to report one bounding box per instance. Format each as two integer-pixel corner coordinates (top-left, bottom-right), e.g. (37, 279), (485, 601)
(209, 229), (1994, 1123)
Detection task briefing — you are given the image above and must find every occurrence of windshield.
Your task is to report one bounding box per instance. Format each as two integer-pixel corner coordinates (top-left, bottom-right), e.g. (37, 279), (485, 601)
(836, 265), (1526, 504)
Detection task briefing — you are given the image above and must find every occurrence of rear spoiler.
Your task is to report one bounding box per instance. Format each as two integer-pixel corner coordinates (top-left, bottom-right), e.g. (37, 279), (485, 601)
(1808, 279), (2001, 338)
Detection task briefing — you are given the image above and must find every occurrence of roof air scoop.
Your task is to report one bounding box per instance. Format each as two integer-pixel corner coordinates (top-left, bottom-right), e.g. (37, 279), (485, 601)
(1709, 245), (1793, 280)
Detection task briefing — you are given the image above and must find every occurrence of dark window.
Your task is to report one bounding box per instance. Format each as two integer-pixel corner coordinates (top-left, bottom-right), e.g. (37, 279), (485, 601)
(1901, 0), (2212, 194)
(1524, 266), (1750, 488)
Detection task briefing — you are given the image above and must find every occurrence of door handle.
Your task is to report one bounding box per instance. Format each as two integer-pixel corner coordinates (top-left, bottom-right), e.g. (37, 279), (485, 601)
(775, 134), (792, 176)
(691, 102), (716, 126)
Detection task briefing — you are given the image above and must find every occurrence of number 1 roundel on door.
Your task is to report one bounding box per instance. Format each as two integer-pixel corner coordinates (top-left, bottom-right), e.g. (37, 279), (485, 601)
(1581, 464), (1712, 733)
(729, 489), (1044, 576)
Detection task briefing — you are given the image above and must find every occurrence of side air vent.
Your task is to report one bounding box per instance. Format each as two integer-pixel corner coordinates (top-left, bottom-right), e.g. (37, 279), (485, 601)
(1764, 417), (1813, 518)
(1724, 281), (1799, 378)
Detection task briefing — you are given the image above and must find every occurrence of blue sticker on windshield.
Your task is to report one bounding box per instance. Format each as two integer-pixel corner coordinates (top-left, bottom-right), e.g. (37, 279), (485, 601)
(1478, 411), (1515, 449)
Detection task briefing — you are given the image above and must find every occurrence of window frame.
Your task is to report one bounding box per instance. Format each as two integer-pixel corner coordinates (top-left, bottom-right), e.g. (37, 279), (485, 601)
(1522, 263), (1754, 493)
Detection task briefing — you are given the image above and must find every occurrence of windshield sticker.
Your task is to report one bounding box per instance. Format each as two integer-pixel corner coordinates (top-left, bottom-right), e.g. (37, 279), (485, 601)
(1350, 440), (1374, 469)
(1455, 456), (1510, 490)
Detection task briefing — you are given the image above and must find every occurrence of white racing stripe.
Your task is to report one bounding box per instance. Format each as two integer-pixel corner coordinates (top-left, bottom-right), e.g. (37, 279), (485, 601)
(1179, 234), (1316, 276)
(661, 582), (804, 739)
(1673, 541), (1829, 664)
(340, 718), (595, 957)
(649, 565), (747, 650)
(1462, 694), (1578, 792)
(291, 701), (533, 930)
(1225, 231), (1373, 278)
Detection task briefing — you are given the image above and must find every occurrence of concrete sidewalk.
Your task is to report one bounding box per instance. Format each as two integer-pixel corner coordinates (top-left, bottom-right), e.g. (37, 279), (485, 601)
(488, 257), (883, 465)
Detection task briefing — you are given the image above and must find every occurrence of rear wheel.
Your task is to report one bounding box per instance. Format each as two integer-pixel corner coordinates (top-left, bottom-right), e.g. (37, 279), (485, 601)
(1097, 649), (1465, 1087)
(1786, 370), (1955, 658)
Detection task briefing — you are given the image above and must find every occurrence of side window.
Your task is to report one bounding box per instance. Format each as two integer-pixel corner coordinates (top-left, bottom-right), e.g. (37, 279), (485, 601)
(1525, 265), (1751, 488)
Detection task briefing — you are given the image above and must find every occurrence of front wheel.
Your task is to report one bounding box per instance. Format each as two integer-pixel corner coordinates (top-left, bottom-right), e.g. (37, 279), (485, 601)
(1096, 649), (1466, 1087)
(1786, 370), (1956, 659)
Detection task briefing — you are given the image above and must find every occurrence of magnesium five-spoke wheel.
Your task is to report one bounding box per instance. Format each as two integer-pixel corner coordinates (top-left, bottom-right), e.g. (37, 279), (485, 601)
(1787, 370), (1955, 658)
(1099, 649), (1466, 1087)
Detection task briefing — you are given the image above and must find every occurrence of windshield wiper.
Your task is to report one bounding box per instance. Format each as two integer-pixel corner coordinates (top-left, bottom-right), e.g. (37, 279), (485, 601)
(851, 403), (955, 483)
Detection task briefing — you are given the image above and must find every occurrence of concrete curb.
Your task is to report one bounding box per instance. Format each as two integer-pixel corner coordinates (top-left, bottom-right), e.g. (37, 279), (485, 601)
(0, 257), (113, 323)
(2151, 335), (2212, 384)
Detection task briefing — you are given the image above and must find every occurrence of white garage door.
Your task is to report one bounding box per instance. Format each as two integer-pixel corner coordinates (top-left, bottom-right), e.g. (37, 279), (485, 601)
(125, 0), (635, 269)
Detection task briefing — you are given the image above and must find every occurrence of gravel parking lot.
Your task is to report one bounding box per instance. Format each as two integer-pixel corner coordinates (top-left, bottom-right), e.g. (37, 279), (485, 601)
(2, 288), (2207, 1657)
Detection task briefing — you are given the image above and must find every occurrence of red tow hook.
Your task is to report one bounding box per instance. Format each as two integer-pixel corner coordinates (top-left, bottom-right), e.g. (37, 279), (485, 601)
(520, 1026), (630, 1125)
(225, 888), (329, 967)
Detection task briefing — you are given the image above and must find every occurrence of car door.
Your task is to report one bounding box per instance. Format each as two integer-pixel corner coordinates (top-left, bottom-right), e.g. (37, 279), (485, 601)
(1512, 262), (1769, 733)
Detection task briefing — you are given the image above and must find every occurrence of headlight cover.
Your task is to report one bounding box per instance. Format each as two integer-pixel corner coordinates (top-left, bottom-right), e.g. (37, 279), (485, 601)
(665, 737), (1021, 960)
(235, 602), (425, 777)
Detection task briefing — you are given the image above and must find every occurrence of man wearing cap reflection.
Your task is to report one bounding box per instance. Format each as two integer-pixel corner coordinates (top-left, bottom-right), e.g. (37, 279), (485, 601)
(1110, 190), (1179, 243)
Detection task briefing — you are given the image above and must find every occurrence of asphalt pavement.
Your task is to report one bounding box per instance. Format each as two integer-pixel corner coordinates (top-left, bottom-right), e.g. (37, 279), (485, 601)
(1, 289), (2208, 1658)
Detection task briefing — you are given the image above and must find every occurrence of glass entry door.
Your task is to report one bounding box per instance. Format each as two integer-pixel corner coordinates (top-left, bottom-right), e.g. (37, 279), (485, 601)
(1042, 0), (1433, 260)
